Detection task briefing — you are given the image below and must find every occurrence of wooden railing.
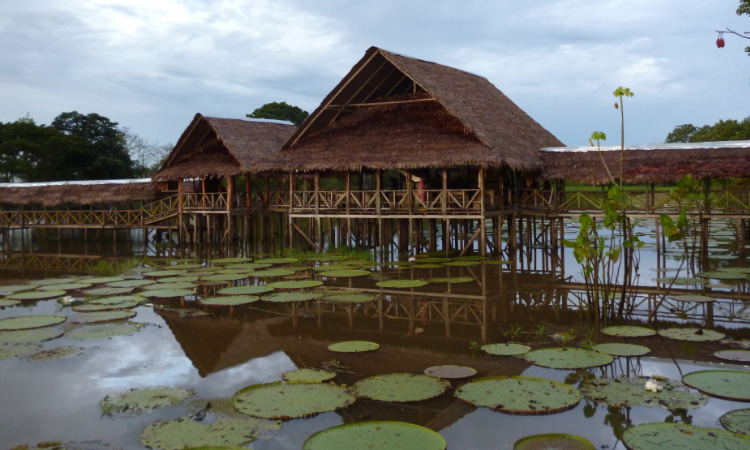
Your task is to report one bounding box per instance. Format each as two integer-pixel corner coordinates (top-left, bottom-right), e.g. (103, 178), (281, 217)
(0, 209), (145, 228)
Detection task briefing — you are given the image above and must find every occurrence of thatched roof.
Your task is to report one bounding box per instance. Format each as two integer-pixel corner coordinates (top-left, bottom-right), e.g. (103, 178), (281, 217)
(154, 113), (296, 180)
(0, 178), (157, 207)
(256, 46), (563, 173)
(542, 141), (750, 185)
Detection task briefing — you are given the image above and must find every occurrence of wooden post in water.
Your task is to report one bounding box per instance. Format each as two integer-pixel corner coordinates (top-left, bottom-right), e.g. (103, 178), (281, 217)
(345, 172), (351, 247)
(288, 173), (294, 248)
(315, 172), (321, 249)
(479, 166), (486, 256)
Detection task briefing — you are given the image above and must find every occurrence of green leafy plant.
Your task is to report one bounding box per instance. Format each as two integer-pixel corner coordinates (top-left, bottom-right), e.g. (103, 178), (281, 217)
(502, 324), (523, 340)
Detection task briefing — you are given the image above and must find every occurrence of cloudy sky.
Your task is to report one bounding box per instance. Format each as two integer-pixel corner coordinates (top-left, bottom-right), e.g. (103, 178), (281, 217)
(2, 0), (748, 149)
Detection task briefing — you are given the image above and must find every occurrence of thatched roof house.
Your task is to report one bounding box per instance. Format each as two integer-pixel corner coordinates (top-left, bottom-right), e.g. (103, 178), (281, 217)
(0, 178), (157, 207)
(154, 113), (296, 181)
(256, 46), (563, 173)
(542, 140), (750, 185)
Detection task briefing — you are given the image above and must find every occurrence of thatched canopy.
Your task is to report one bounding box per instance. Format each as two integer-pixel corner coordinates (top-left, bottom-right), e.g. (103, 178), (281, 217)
(154, 113), (296, 181)
(256, 46), (563, 173)
(0, 178), (157, 207)
(542, 141), (750, 185)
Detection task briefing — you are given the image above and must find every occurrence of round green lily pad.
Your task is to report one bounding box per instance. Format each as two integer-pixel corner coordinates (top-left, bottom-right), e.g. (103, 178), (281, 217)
(7, 290), (67, 301)
(73, 301), (141, 312)
(81, 276), (124, 284)
(218, 285), (273, 296)
(415, 257), (452, 263)
(592, 343), (650, 357)
(226, 263), (271, 269)
(200, 273), (249, 282)
(0, 315), (66, 331)
(482, 343), (531, 356)
(682, 370), (750, 401)
(232, 381), (356, 419)
(424, 365), (477, 379)
(38, 282), (92, 291)
(455, 376), (580, 415)
(29, 277), (80, 286)
(83, 287), (135, 296)
(161, 275), (201, 283)
(27, 346), (84, 360)
(249, 269), (296, 278)
(600, 326), (656, 337)
(140, 288), (195, 298)
(0, 299), (20, 307)
(414, 263), (443, 269)
(143, 269), (188, 277)
(90, 295), (144, 305)
(262, 292), (322, 303)
(69, 322), (144, 340)
(0, 327), (63, 344)
(106, 279), (155, 288)
(211, 257), (253, 264)
(141, 415), (280, 450)
(143, 281), (196, 291)
(514, 433), (594, 450)
(303, 421), (446, 450)
(720, 408), (750, 435)
(622, 422), (750, 450)
(321, 293), (378, 303)
(267, 280), (323, 290)
(0, 343), (43, 359)
(102, 386), (193, 414)
(253, 257), (299, 264)
(375, 280), (429, 289)
(0, 284), (35, 295)
(696, 271), (748, 280)
(658, 327), (725, 342)
(443, 260), (481, 266)
(282, 368), (337, 383)
(672, 294), (714, 303)
(328, 340), (379, 353)
(580, 376), (707, 409)
(199, 296), (259, 306)
(319, 269), (370, 278)
(524, 347), (614, 370)
(352, 373), (450, 402)
(426, 276), (474, 283)
(715, 349), (750, 362)
(314, 263), (358, 272)
(71, 310), (136, 324)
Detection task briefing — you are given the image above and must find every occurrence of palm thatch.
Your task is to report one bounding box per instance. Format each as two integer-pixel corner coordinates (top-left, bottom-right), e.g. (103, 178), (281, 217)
(256, 46), (563, 173)
(542, 141), (750, 185)
(0, 179), (157, 207)
(154, 113), (296, 181)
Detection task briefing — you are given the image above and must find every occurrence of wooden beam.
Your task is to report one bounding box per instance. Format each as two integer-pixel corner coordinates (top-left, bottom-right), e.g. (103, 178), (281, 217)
(327, 97), (436, 108)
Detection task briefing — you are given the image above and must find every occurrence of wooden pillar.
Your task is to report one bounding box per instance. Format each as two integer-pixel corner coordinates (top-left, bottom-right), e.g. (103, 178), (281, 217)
(178, 179), (184, 244)
(315, 172), (322, 248)
(201, 178), (207, 211)
(441, 169), (448, 215)
(479, 166), (486, 256)
(288, 173), (294, 248)
(246, 176), (251, 209)
(345, 172), (351, 246)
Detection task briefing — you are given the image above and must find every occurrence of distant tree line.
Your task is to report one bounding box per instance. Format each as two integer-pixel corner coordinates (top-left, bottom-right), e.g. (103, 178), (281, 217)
(665, 117), (750, 143)
(0, 111), (171, 183)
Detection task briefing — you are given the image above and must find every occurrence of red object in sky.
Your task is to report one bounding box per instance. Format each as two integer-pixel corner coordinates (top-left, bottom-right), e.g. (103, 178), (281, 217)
(614, 102), (619, 109)
(717, 38), (725, 48)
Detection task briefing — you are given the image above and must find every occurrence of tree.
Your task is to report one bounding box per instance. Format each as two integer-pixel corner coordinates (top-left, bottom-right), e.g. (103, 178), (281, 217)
(246, 102), (309, 126)
(124, 129), (173, 177)
(665, 117), (750, 143)
(716, 1), (750, 54)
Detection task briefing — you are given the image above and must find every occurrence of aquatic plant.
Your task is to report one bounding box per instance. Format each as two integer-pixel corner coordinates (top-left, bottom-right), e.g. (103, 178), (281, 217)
(622, 422), (750, 450)
(232, 381), (356, 419)
(352, 373), (450, 402)
(424, 365), (477, 379)
(682, 370), (750, 401)
(303, 421), (446, 450)
(455, 376), (580, 415)
(523, 347), (614, 370)
(514, 434), (594, 450)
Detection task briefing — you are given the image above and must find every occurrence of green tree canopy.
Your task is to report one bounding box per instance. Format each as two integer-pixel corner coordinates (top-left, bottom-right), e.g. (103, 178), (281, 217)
(246, 102), (309, 126)
(665, 117), (750, 143)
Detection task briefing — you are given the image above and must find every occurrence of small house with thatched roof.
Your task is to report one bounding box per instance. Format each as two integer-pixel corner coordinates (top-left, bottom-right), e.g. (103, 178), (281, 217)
(254, 46), (564, 254)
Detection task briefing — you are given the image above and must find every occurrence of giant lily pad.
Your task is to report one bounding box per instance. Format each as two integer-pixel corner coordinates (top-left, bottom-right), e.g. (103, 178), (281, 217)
(29, 277), (80, 286)
(7, 290), (67, 301)
(0, 284), (35, 295)
(218, 285), (273, 295)
(0, 315), (66, 331)
(211, 257), (253, 264)
(682, 370), (750, 401)
(0, 299), (20, 307)
(69, 322), (145, 340)
(268, 280), (323, 290)
(143, 269), (188, 277)
(591, 343), (650, 357)
(622, 422), (750, 450)
(0, 327), (63, 344)
(199, 296), (259, 306)
(455, 376), (580, 415)
(200, 273), (249, 282)
(320, 269), (370, 278)
(106, 279), (155, 288)
(73, 300), (141, 312)
(443, 261), (481, 266)
(720, 408), (750, 435)
(696, 271), (748, 280)
(249, 269), (296, 278)
(424, 365), (477, 379)
(523, 347), (613, 370)
(143, 282), (196, 291)
(658, 327), (725, 342)
(600, 326), (656, 337)
(514, 434), (594, 450)
(303, 421), (446, 450)
(254, 257), (299, 264)
(714, 349), (750, 363)
(83, 287), (135, 296)
(580, 376), (707, 409)
(482, 343), (531, 356)
(232, 381), (356, 419)
(282, 368), (337, 383)
(262, 292), (322, 303)
(27, 346), (84, 360)
(141, 415), (280, 450)
(352, 373), (450, 402)
(672, 294), (714, 303)
(321, 293), (378, 303)
(0, 343), (42, 359)
(38, 282), (92, 291)
(90, 295), (145, 305)
(328, 340), (379, 353)
(140, 288), (195, 298)
(426, 276), (474, 284)
(375, 280), (429, 289)
(71, 310), (136, 324)
(101, 386), (193, 414)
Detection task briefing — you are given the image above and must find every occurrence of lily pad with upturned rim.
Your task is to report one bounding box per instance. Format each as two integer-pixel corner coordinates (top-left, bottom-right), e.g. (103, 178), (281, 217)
(106, 279), (155, 288)
(140, 288), (195, 298)
(249, 269), (296, 278)
(267, 280), (323, 290)
(218, 285), (273, 296)
(352, 373), (450, 402)
(27, 346), (84, 361)
(143, 269), (188, 277)
(443, 261), (481, 266)
(682, 370), (750, 401)
(0, 299), (21, 307)
(622, 422), (750, 450)
(426, 276), (474, 284)
(68, 322), (145, 340)
(671, 294), (714, 303)
(720, 408), (750, 435)
(320, 293), (378, 303)
(38, 282), (92, 291)
(7, 290), (67, 301)
(481, 343), (531, 356)
(375, 280), (429, 289)
(0, 343), (43, 359)
(579, 376), (707, 409)
(591, 343), (650, 357)
(695, 271), (748, 280)
(200, 273), (249, 282)
(254, 257), (299, 264)
(141, 415), (280, 450)
(73, 301), (141, 312)
(143, 282), (196, 291)
(600, 325), (656, 337)
(90, 295), (145, 305)
(714, 349), (750, 363)
(198, 296), (259, 307)
(303, 421), (447, 450)
(328, 340), (380, 353)
(424, 365), (477, 379)
(232, 381), (356, 420)
(0, 284), (35, 295)
(523, 347), (614, 370)
(101, 386), (194, 414)
(282, 368), (337, 383)
(455, 376), (580, 415)
(71, 310), (136, 324)
(514, 433), (594, 450)
(0, 327), (63, 344)
(319, 269), (370, 278)
(0, 315), (66, 331)
(658, 327), (725, 342)
(83, 287), (135, 296)
(261, 292), (322, 303)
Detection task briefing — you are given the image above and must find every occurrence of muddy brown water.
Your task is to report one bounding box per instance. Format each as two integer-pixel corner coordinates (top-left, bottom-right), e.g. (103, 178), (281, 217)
(1, 220), (750, 449)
